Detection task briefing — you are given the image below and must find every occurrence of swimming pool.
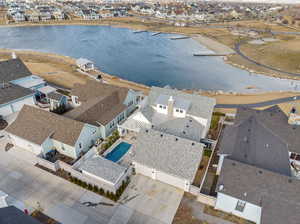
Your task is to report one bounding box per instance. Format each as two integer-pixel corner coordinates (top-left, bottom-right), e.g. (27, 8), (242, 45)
(105, 142), (131, 162)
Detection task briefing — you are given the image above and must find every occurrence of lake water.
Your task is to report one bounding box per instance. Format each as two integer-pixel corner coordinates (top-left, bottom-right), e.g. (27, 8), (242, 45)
(0, 25), (299, 92)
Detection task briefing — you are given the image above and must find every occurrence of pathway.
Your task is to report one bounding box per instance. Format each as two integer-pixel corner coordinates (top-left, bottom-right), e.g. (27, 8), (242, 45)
(215, 95), (300, 109)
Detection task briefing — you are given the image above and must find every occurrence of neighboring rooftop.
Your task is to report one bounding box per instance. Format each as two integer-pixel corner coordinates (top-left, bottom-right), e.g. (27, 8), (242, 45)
(71, 80), (128, 103)
(0, 206), (41, 224)
(0, 83), (34, 105)
(130, 129), (204, 181)
(79, 155), (127, 184)
(6, 105), (85, 146)
(219, 113), (291, 176)
(0, 58), (32, 82)
(217, 158), (300, 224)
(233, 106), (300, 153)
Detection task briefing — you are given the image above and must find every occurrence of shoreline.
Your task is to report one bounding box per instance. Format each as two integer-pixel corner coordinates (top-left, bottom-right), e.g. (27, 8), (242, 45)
(1, 21), (299, 82)
(1, 48), (300, 114)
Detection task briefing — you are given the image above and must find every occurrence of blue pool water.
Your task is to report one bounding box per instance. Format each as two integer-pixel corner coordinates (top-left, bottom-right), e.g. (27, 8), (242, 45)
(105, 142), (131, 162)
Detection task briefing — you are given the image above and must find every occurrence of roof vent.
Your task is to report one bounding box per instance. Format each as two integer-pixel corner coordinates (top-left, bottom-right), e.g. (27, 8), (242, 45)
(160, 134), (163, 137)
(258, 170), (263, 174)
(243, 136), (248, 142)
(189, 119), (192, 122)
(183, 131), (186, 134)
(145, 129), (148, 133)
(243, 192), (247, 197)
(186, 125), (189, 128)
(288, 179), (292, 183)
(192, 142), (195, 146)
(175, 138), (178, 141)
(265, 143), (270, 148)
(151, 125), (154, 128)
(232, 162), (236, 166)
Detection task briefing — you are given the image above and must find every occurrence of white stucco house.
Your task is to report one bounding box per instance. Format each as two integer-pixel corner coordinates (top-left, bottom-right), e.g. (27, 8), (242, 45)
(129, 129), (204, 191)
(65, 80), (142, 139)
(5, 105), (101, 159)
(118, 86), (216, 142)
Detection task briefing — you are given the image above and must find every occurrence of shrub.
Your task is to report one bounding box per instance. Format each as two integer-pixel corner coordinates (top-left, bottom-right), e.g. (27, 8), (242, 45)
(88, 184), (93, 190)
(93, 185), (98, 193)
(204, 149), (212, 157)
(82, 182), (87, 188)
(99, 188), (104, 195)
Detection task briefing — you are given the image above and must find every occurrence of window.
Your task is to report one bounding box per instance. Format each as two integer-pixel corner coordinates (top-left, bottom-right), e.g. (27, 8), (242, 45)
(74, 96), (79, 104)
(110, 121), (115, 128)
(163, 105), (166, 109)
(79, 143), (82, 149)
(159, 105), (163, 109)
(180, 109), (183, 113)
(176, 109), (179, 112)
(235, 200), (246, 212)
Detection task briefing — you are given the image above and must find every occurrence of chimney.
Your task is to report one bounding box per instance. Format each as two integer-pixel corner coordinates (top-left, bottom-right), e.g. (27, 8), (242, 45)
(11, 52), (17, 59)
(168, 96), (174, 116)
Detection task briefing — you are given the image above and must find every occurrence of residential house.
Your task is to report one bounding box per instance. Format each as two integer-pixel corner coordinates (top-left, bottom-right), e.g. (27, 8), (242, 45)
(47, 91), (68, 111)
(80, 9), (99, 20)
(118, 86), (216, 142)
(0, 58), (46, 116)
(65, 80), (141, 139)
(10, 11), (25, 22)
(6, 105), (101, 159)
(130, 128), (204, 191)
(76, 58), (94, 72)
(215, 106), (300, 224)
(0, 83), (35, 117)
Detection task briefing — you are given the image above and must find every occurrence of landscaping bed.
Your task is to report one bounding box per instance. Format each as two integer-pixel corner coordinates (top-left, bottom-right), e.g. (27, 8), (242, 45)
(31, 210), (59, 224)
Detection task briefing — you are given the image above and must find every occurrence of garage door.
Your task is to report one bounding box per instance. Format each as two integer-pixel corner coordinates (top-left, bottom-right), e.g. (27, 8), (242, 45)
(156, 171), (186, 190)
(9, 135), (42, 155)
(0, 105), (13, 117)
(134, 163), (153, 178)
(11, 97), (35, 113)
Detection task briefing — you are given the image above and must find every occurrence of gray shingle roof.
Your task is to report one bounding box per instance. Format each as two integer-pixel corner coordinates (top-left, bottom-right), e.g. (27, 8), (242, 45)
(147, 86), (216, 119)
(6, 105), (85, 146)
(0, 83), (34, 105)
(219, 114), (291, 176)
(131, 129), (204, 181)
(67, 81), (129, 126)
(217, 159), (300, 224)
(233, 106), (300, 154)
(0, 206), (42, 224)
(79, 156), (127, 184)
(0, 58), (32, 82)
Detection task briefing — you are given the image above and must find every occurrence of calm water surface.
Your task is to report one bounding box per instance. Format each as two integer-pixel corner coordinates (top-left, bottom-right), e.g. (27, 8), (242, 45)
(0, 25), (299, 92)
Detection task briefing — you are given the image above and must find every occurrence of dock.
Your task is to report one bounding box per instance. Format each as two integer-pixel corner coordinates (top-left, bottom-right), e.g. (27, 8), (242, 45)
(133, 30), (147, 34)
(170, 36), (190, 40)
(152, 32), (162, 36)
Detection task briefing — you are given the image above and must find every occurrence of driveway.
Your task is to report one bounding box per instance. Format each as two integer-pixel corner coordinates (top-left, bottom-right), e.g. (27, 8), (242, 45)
(119, 175), (184, 224)
(0, 136), (183, 224)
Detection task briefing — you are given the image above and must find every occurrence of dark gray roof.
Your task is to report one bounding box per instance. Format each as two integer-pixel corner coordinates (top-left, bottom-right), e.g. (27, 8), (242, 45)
(79, 156), (127, 184)
(0, 206), (41, 224)
(47, 92), (64, 101)
(217, 159), (300, 224)
(234, 106), (300, 154)
(131, 129), (204, 181)
(0, 58), (32, 82)
(219, 115), (291, 176)
(0, 83), (34, 105)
